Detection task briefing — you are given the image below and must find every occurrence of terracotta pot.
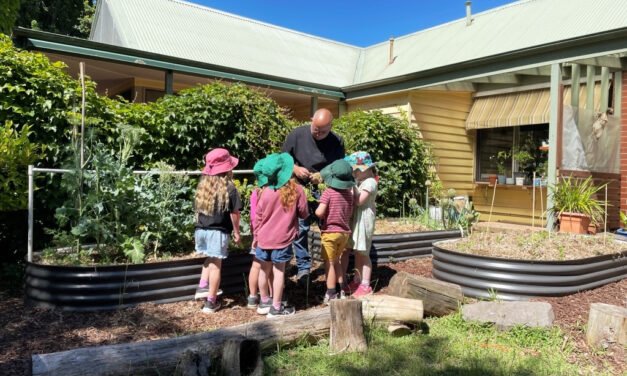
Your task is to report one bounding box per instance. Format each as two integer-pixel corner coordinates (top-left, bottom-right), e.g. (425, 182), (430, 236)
(559, 213), (591, 234)
(488, 175), (498, 186)
(587, 223), (598, 235)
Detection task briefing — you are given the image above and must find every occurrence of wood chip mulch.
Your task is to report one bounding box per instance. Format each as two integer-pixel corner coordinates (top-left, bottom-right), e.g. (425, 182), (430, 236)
(0, 258), (624, 376)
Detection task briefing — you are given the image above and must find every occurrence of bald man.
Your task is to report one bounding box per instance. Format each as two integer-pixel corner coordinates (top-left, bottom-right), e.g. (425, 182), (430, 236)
(282, 108), (345, 285)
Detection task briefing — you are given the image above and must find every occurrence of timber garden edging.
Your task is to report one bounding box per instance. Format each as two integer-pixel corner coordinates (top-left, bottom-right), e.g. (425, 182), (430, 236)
(432, 239), (627, 301)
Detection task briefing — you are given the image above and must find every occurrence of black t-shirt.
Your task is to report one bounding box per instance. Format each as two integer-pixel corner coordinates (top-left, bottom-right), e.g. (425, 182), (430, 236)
(195, 182), (243, 233)
(281, 125), (345, 173)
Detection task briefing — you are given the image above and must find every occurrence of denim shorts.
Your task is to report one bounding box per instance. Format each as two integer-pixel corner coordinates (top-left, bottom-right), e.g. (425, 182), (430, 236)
(195, 229), (229, 259)
(255, 245), (293, 264)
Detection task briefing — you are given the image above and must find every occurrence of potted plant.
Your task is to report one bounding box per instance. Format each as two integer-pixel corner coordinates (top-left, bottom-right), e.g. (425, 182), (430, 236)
(548, 176), (605, 234)
(495, 150), (510, 185)
(616, 211), (627, 239)
(513, 148), (534, 186)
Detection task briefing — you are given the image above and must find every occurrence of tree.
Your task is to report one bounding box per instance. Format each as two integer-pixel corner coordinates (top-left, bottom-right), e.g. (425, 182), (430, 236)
(0, 0), (20, 35)
(16, 0), (94, 37)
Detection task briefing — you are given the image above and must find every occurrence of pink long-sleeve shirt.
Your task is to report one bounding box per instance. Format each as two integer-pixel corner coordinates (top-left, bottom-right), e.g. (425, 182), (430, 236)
(253, 185), (308, 250)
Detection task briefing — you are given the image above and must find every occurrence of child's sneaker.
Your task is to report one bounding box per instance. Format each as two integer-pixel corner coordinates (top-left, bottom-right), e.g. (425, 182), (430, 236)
(323, 292), (338, 305)
(194, 288), (223, 300)
(246, 295), (259, 309)
(256, 300), (272, 315)
(201, 300), (221, 313)
(267, 304), (296, 318)
(352, 284), (373, 299)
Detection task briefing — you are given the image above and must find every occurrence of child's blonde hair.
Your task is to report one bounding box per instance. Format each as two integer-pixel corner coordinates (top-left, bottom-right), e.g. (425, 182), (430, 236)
(278, 179), (298, 210)
(195, 174), (230, 215)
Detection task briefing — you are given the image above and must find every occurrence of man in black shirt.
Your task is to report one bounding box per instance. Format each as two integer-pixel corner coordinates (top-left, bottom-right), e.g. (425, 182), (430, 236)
(282, 108), (345, 284)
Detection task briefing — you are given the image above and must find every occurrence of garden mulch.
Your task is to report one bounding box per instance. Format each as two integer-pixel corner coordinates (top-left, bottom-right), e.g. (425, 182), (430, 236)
(1, 257), (625, 376)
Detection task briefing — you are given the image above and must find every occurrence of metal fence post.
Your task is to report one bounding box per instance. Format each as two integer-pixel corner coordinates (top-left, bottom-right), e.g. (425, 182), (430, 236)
(28, 165), (34, 262)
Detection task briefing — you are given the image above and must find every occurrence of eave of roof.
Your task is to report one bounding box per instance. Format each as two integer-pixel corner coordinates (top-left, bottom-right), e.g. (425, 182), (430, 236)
(12, 28), (345, 99)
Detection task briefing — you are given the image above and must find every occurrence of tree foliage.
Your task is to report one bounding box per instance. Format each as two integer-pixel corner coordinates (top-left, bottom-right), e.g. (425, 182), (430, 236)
(333, 110), (436, 216)
(0, 0), (20, 35)
(16, 0), (93, 37)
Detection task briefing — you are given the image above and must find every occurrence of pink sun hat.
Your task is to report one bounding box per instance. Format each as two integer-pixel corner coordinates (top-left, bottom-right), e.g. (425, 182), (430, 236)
(201, 148), (239, 176)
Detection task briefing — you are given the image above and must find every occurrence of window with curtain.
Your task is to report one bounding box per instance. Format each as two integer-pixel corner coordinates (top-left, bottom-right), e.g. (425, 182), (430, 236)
(476, 125), (549, 182)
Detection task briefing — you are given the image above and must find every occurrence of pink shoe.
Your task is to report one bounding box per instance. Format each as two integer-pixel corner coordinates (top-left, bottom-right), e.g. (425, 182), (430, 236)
(352, 284), (373, 299)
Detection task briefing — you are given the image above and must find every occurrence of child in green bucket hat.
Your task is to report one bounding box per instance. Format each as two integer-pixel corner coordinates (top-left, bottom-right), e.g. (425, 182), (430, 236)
(315, 159), (355, 304)
(252, 153), (309, 317)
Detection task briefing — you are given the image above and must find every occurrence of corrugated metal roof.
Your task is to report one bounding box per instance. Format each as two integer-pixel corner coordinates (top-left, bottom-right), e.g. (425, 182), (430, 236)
(90, 0), (362, 88)
(357, 0), (627, 84)
(90, 0), (627, 89)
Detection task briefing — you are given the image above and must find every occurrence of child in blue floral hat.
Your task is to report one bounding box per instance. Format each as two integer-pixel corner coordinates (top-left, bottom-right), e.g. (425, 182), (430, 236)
(343, 151), (378, 298)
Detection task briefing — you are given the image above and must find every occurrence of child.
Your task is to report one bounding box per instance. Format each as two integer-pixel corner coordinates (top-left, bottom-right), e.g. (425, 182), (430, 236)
(253, 153), (308, 317)
(315, 159), (355, 304)
(245, 180), (273, 309)
(343, 152), (378, 298)
(194, 148), (242, 313)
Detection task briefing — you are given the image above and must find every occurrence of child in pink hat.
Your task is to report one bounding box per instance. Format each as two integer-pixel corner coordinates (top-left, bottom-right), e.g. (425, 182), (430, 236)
(194, 148), (242, 313)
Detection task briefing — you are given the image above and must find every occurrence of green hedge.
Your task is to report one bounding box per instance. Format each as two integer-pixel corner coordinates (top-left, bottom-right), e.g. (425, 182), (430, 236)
(333, 110), (435, 216)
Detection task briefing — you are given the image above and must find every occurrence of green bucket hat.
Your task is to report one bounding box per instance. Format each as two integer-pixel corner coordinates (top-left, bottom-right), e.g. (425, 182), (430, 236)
(321, 159), (355, 190)
(253, 153), (294, 190)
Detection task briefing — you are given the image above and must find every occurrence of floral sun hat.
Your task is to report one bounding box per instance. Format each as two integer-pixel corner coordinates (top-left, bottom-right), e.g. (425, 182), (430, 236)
(320, 159), (355, 190)
(253, 153), (294, 190)
(202, 148), (239, 176)
(344, 151), (375, 171)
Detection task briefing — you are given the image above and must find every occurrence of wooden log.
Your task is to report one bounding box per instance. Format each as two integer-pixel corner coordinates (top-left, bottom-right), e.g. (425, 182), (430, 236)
(220, 338), (263, 376)
(32, 307), (332, 376)
(330, 300), (367, 353)
(387, 322), (412, 337)
(387, 271), (462, 317)
(359, 294), (423, 323)
(174, 350), (211, 376)
(586, 303), (627, 348)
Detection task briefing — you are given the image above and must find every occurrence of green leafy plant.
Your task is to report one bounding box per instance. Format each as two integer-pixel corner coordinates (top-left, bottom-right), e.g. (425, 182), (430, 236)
(333, 110), (435, 217)
(548, 176), (606, 224)
(438, 189), (479, 232)
(495, 150), (511, 176)
(0, 121), (40, 211)
(620, 211), (627, 229)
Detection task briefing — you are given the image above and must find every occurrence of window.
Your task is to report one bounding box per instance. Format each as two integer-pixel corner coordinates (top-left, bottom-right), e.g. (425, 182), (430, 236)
(476, 125), (549, 183)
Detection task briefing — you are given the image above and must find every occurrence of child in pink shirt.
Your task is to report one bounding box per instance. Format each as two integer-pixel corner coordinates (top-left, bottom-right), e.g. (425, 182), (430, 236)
(252, 153), (308, 317)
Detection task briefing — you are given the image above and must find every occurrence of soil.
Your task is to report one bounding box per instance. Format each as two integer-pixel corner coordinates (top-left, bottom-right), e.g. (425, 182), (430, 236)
(1, 257), (625, 376)
(447, 231), (627, 261)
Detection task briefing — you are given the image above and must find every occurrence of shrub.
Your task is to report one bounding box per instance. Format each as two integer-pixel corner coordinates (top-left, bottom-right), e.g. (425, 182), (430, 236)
(0, 121), (40, 210)
(333, 110), (436, 216)
(137, 83), (297, 169)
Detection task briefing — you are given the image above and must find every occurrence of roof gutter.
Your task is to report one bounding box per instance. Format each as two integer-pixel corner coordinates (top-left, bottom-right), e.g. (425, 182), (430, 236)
(342, 27), (627, 100)
(13, 28), (345, 99)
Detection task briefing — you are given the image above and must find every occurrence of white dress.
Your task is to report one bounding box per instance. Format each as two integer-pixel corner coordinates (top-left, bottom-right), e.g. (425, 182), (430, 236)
(349, 177), (377, 252)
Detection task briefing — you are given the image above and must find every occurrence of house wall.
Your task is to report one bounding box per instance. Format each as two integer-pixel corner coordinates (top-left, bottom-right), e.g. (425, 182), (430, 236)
(409, 91), (475, 196)
(620, 71), (627, 217)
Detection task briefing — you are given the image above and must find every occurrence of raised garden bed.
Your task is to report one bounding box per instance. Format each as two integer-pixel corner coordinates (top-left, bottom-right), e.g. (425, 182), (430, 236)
(25, 253), (252, 312)
(309, 229), (461, 265)
(432, 238), (627, 300)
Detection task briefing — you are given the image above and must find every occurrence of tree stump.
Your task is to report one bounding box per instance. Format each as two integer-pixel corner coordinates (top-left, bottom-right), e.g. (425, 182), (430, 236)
(359, 294), (423, 323)
(175, 350), (211, 376)
(329, 300), (367, 353)
(387, 271), (463, 317)
(220, 338), (263, 376)
(586, 303), (627, 348)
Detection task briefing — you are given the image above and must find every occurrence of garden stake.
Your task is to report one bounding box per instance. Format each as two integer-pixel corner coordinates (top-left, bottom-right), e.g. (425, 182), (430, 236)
(532, 172), (536, 228)
(604, 184), (608, 245)
(486, 180), (498, 239)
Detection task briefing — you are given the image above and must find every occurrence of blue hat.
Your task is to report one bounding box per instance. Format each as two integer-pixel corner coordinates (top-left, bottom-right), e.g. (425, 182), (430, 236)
(344, 151), (375, 171)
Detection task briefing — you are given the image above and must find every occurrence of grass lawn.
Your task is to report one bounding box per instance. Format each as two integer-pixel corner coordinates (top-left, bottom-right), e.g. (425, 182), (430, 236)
(264, 312), (606, 376)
